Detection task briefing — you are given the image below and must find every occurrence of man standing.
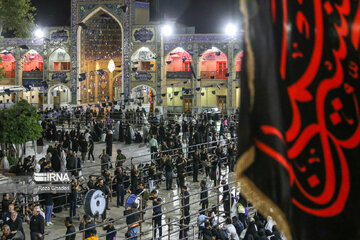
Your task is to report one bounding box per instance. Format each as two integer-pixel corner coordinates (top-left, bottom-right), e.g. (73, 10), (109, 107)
(105, 130), (113, 157)
(79, 136), (88, 163)
(124, 203), (140, 240)
(29, 206), (44, 240)
(88, 136), (95, 163)
(97, 179), (110, 221)
(115, 149), (126, 167)
(99, 149), (111, 171)
(180, 186), (190, 239)
(148, 135), (158, 160)
(79, 214), (96, 239)
(164, 156), (173, 190)
(151, 190), (163, 239)
(114, 167), (125, 207)
(192, 150), (200, 182)
(44, 192), (54, 226)
(176, 153), (186, 188)
(64, 217), (76, 240)
(200, 180), (209, 210)
(69, 179), (79, 218)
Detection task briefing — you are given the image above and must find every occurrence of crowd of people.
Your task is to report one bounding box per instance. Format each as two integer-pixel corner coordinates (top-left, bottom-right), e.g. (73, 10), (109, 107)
(0, 106), (284, 240)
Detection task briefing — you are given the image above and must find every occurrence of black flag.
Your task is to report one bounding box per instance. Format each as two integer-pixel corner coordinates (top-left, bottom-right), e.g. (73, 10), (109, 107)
(236, 0), (360, 240)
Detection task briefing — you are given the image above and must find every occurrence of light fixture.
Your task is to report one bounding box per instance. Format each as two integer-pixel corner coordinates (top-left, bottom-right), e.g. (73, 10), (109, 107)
(161, 24), (173, 36)
(108, 59), (115, 73)
(34, 28), (44, 38)
(225, 23), (237, 36)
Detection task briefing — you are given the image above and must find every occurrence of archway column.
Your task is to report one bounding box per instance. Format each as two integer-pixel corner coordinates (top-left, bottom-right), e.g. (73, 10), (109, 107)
(227, 41), (234, 113)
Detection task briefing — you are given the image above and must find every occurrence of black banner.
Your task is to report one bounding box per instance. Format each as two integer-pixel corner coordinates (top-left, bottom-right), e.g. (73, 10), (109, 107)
(237, 0), (360, 239)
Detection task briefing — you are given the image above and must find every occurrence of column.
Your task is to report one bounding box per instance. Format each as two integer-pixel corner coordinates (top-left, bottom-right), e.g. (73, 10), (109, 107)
(227, 41), (234, 113)
(192, 43), (199, 114)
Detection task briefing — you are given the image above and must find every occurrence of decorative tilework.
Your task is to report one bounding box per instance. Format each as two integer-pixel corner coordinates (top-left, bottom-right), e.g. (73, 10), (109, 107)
(135, 2), (149, 9)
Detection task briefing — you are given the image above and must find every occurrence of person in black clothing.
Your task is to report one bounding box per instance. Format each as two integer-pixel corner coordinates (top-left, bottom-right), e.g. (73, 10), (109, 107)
(124, 202), (140, 240)
(200, 180), (209, 210)
(29, 206), (44, 240)
(86, 175), (96, 191)
(69, 179), (79, 218)
(130, 165), (139, 193)
(102, 218), (116, 240)
(97, 179), (110, 221)
(150, 190), (163, 239)
(164, 156), (173, 190)
(105, 130), (113, 156)
(176, 153), (186, 188)
(6, 211), (25, 238)
(221, 180), (231, 217)
(88, 136), (95, 162)
(192, 150), (200, 182)
(2, 194), (15, 221)
(64, 217), (76, 240)
(71, 136), (79, 153)
(180, 185), (190, 239)
(79, 137), (87, 163)
(79, 214), (96, 239)
(114, 167), (125, 207)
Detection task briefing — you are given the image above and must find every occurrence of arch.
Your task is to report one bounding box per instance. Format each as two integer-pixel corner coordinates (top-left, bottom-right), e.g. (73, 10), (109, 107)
(166, 47), (193, 73)
(49, 48), (71, 71)
(131, 47), (156, 71)
(0, 50), (15, 78)
(200, 47), (228, 79)
(235, 50), (244, 72)
(47, 84), (71, 105)
(22, 49), (43, 72)
(130, 84), (156, 111)
(77, 6), (123, 104)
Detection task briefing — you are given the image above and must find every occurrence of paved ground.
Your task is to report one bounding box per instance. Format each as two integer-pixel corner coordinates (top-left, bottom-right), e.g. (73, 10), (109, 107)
(22, 139), (237, 240)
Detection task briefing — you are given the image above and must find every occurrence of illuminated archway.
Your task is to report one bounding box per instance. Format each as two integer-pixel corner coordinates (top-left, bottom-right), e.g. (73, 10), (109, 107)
(131, 47), (156, 71)
(78, 7), (123, 104)
(49, 48), (70, 71)
(47, 84), (71, 105)
(130, 85), (156, 112)
(200, 47), (227, 79)
(22, 49), (43, 72)
(0, 51), (15, 78)
(166, 47), (193, 72)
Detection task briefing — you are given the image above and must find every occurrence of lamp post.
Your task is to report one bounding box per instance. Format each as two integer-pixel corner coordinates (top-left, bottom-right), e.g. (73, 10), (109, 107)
(160, 24), (173, 114)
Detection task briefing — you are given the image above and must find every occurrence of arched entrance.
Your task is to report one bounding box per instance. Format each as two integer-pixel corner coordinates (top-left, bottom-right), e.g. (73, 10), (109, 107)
(130, 85), (156, 112)
(49, 48), (71, 71)
(131, 47), (156, 71)
(166, 47), (193, 76)
(47, 84), (71, 108)
(78, 7), (123, 104)
(0, 51), (15, 79)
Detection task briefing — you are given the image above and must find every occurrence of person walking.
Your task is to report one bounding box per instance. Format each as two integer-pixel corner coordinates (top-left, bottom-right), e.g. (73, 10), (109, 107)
(200, 180), (209, 210)
(148, 135), (159, 160)
(44, 193), (54, 226)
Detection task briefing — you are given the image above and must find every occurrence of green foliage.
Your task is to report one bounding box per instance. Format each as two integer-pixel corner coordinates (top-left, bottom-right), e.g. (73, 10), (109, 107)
(7, 155), (16, 166)
(0, 100), (42, 144)
(0, 0), (36, 37)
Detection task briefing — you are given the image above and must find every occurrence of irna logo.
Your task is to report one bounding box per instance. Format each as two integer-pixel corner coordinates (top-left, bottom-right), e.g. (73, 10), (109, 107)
(34, 173), (71, 182)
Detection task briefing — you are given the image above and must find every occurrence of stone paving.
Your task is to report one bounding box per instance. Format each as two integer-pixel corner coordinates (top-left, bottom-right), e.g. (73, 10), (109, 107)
(21, 139), (237, 240)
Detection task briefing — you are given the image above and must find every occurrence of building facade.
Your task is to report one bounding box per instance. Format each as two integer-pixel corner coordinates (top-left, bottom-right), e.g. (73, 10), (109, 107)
(0, 0), (242, 114)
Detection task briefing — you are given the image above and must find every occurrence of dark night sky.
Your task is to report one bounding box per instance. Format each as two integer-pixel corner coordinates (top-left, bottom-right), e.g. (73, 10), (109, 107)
(31, 0), (241, 33)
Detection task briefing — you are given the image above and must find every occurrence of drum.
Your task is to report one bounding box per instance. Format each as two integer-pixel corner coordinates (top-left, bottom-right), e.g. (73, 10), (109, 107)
(125, 194), (140, 209)
(84, 189), (106, 217)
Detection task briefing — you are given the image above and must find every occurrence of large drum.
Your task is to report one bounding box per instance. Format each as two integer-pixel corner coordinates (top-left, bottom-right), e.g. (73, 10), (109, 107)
(84, 189), (106, 217)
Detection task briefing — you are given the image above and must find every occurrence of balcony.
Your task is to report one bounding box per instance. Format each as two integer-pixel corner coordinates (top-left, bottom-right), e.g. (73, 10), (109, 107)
(166, 71), (193, 79)
(2, 71), (15, 78)
(200, 70), (228, 80)
(22, 71), (43, 79)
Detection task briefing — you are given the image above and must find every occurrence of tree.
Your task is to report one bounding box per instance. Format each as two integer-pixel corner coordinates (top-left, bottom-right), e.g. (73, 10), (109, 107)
(0, 100), (42, 161)
(0, 0), (36, 38)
